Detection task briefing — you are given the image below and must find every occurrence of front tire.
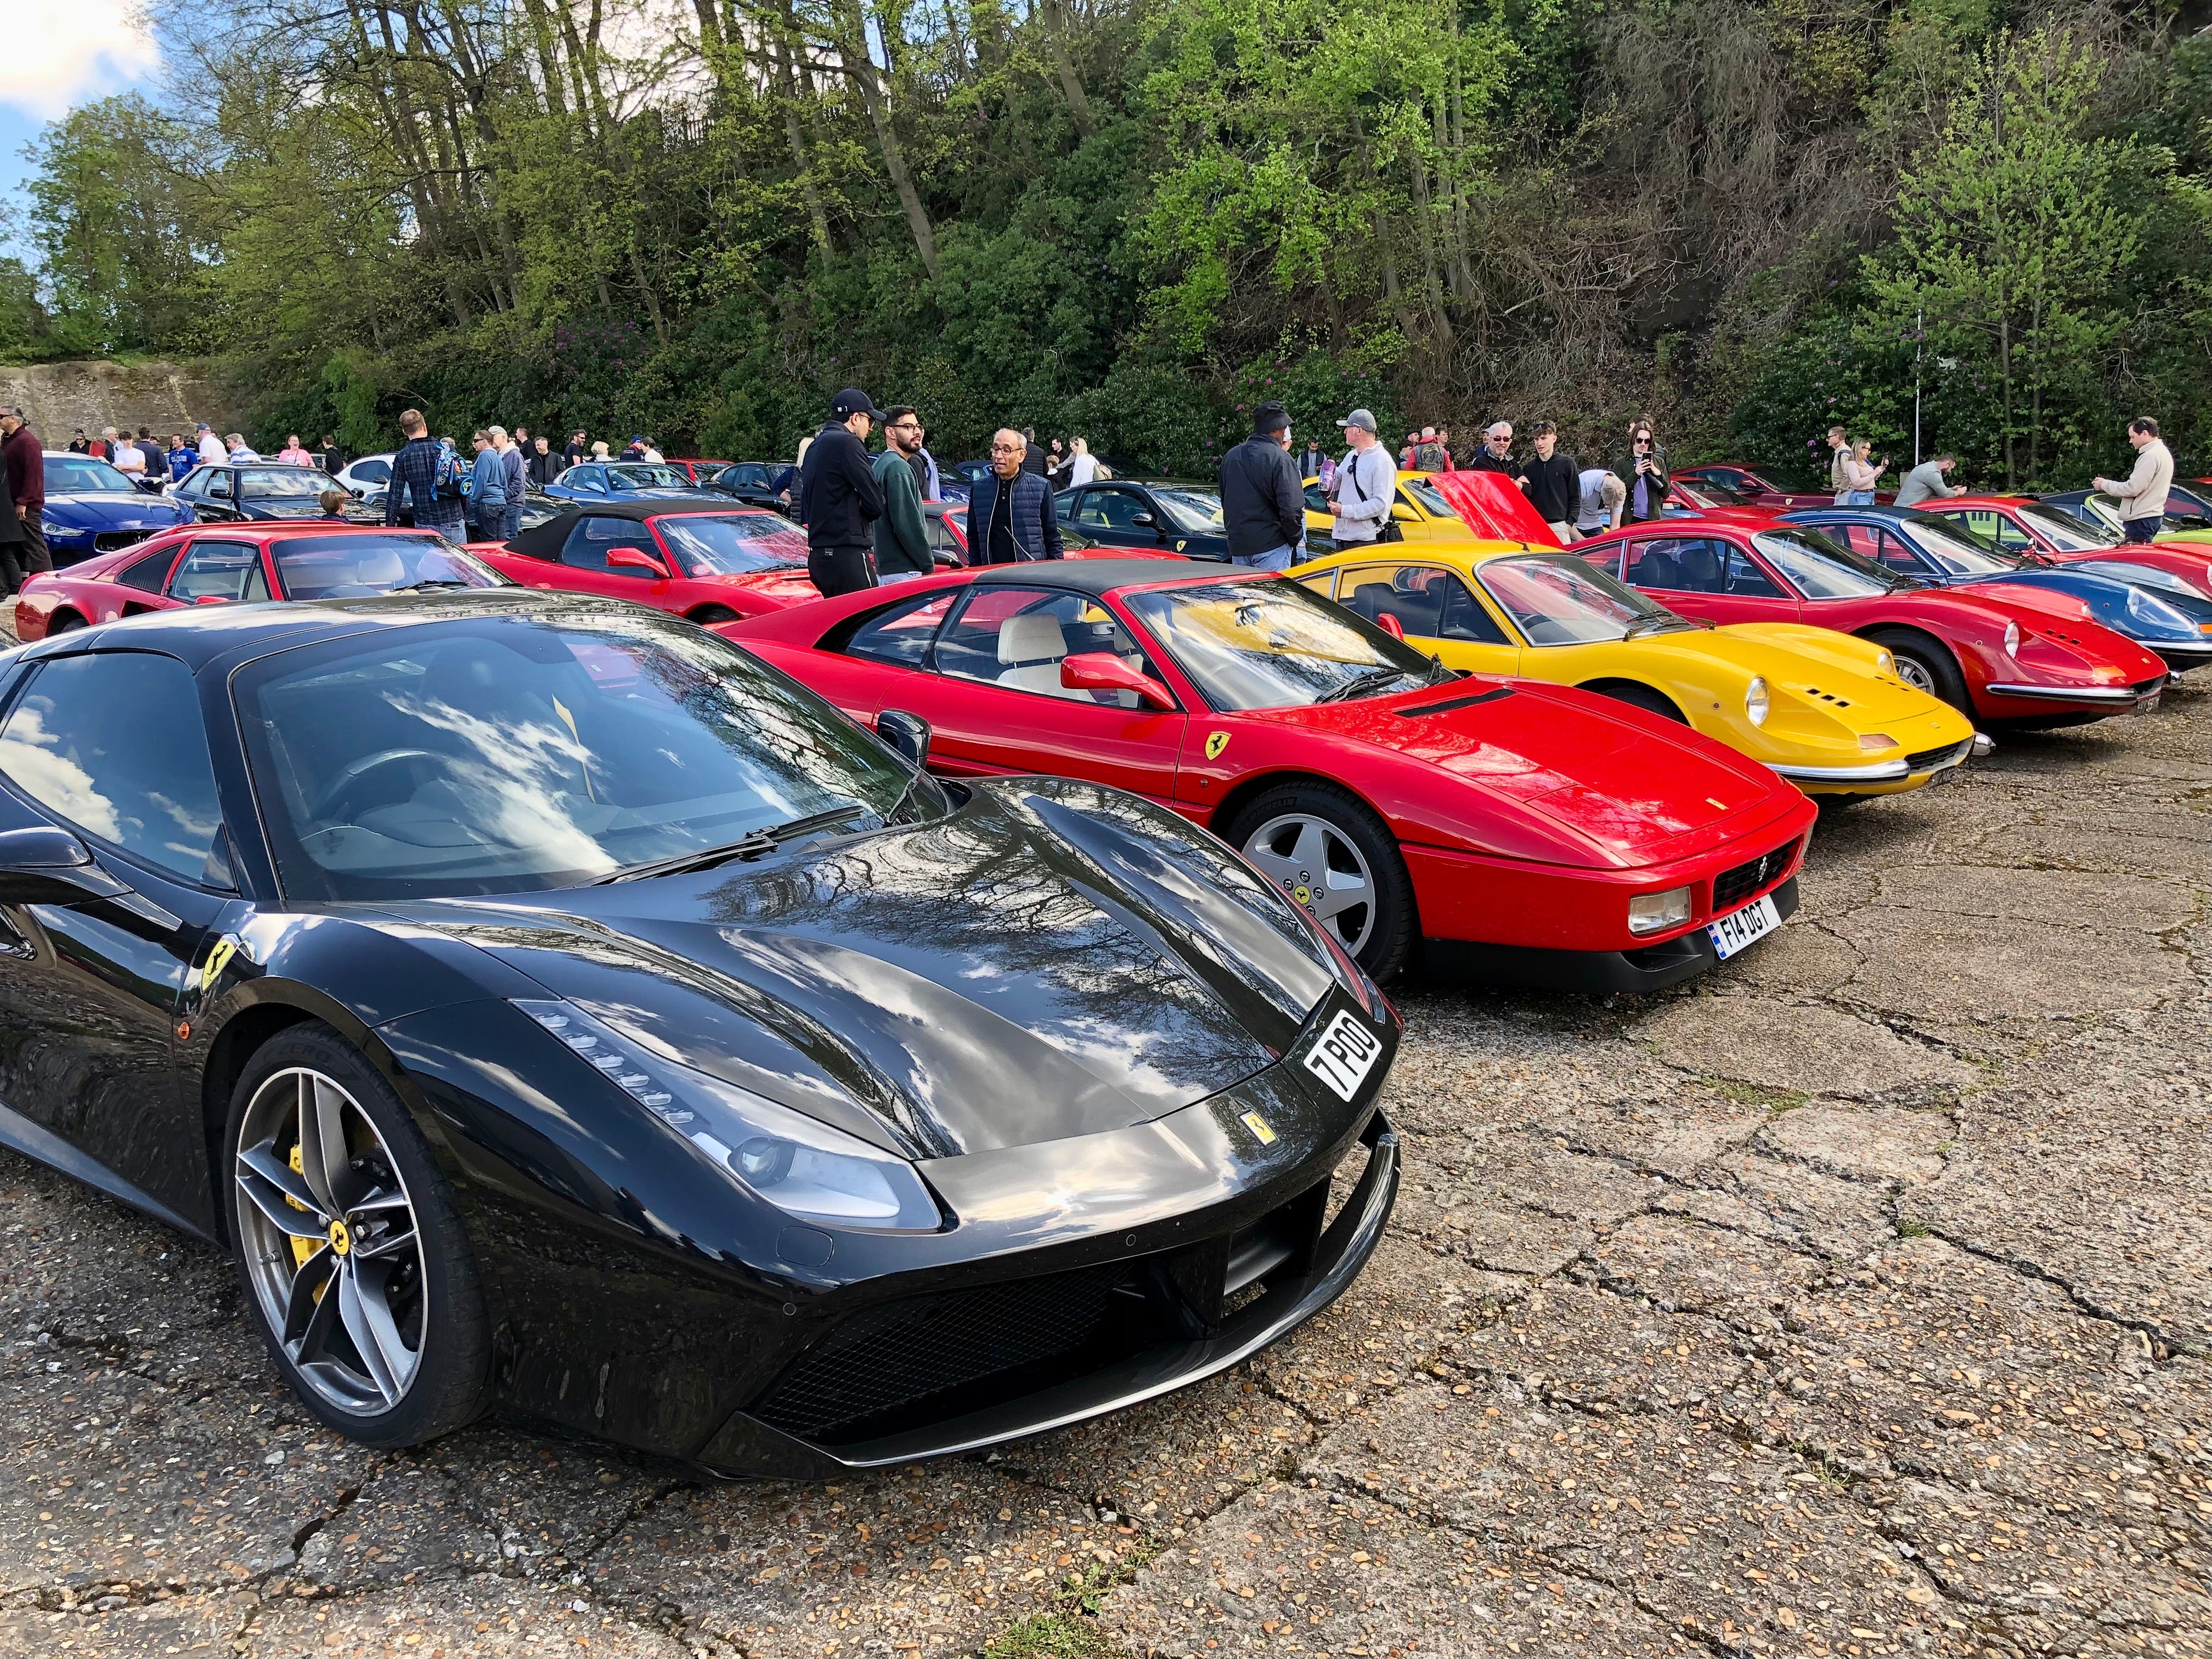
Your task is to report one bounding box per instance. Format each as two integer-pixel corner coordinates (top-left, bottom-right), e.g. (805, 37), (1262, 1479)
(1584, 681), (1687, 723)
(1867, 628), (1971, 714)
(687, 604), (740, 625)
(1224, 782), (1417, 981)
(226, 1022), (488, 1447)
(48, 613), (86, 635)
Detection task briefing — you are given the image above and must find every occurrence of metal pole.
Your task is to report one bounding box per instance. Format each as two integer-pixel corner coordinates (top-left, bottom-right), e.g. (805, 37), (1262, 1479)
(1914, 307), (1923, 469)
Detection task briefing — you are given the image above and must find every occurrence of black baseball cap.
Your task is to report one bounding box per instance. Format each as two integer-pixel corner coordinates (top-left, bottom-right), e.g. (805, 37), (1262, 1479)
(1252, 401), (1291, 435)
(831, 388), (882, 420)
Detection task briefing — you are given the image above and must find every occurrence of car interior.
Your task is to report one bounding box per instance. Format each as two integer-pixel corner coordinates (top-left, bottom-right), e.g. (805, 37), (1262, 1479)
(928, 590), (1162, 705)
(1335, 565), (1509, 644)
(169, 540), (271, 603)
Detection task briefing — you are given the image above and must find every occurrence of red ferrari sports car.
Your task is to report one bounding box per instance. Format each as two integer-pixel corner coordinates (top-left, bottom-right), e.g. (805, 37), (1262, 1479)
(467, 500), (818, 623)
(1915, 494), (2212, 600)
(1672, 463), (1891, 508)
(1576, 513), (2168, 727)
(720, 561), (1819, 992)
(9, 522), (504, 642)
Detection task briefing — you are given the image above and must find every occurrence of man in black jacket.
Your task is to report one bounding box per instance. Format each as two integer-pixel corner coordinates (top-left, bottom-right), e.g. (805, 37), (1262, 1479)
(800, 388), (887, 595)
(1219, 402), (1306, 569)
(1520, 421), (1580, 541)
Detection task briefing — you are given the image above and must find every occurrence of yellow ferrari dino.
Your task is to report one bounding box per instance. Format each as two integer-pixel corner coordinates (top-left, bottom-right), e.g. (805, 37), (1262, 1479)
(1289, 544), (1987, 798)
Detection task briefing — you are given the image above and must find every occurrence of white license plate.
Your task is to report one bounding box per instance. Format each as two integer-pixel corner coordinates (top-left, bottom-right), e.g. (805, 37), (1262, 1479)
(2136, 693), (2162, 716)
(1708, 893), (1782, 960)
(1303, 1008), (1385, 1103)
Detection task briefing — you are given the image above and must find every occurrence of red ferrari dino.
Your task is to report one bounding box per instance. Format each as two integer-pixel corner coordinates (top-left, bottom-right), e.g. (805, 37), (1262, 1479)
(721, 561), (1819, 992)
(1575, 513), (2167, 727)
(466, 500), (819, 623)
(9, 521), (505, 642)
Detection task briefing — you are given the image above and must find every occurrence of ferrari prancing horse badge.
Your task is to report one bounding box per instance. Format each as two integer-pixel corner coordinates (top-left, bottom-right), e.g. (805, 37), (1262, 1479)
(1204, 731), (1232, 760)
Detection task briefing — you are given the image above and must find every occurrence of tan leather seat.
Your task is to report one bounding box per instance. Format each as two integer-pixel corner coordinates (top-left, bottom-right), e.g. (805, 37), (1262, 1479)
(997, 612), (1075, 696)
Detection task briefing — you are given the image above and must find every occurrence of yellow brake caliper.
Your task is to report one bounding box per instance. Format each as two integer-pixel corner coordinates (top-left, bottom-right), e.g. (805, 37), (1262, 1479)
(287, 1143), (319, 1273)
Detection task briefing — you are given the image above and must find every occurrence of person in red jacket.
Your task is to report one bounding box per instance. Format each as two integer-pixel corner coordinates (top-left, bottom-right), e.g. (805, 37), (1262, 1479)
(0, 408), (49, 594)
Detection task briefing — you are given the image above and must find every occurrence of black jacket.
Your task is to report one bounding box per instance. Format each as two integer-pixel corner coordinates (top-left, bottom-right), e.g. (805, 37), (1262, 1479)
(969, 470), (1063, 562)
(1522, 451), (1579, 524)
(799, 421), (885, 549)
(1220, 435), (1307, 561)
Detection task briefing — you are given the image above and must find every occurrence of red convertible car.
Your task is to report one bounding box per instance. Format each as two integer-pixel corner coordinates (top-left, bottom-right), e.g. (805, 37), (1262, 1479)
(720, 561), (1819, 991)
(467, 500), (817, 623)
(1914, 494), (2212, 601)
(10, 522), (504, 641)
(1576, 513), (2168, 727)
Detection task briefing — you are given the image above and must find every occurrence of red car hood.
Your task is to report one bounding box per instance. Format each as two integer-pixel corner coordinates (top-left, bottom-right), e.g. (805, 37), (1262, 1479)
(1426, 471), (1561, 545)
(1253, 680), (1793, 866)
(721, 566), (819, 605)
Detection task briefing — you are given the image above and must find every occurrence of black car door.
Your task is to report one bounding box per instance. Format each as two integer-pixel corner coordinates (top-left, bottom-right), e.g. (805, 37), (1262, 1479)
(1068, 486), (1162, 549)
(0, 648), (241, 1234)
(194, 470), (244, 522)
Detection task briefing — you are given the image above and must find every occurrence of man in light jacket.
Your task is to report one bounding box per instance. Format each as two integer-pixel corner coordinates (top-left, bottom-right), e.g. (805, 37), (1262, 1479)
(1330, 409), (1396, 548)
(2095, 416), (2174, 544)
(1219, 402), (1306, 569)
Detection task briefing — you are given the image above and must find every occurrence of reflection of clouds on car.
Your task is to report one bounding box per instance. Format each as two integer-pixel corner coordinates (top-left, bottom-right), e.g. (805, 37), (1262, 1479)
(0, 703), (120, 840)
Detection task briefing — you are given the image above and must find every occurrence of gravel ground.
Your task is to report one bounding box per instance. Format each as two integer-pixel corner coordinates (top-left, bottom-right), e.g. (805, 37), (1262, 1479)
(0, 647), (2207, 1659)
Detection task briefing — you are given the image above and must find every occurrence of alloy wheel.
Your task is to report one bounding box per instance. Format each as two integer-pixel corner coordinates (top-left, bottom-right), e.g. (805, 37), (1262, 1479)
(1240, 812), (1378, 956)
(234, 1069), (427, 1415)
(1892, 656), (1937, 693)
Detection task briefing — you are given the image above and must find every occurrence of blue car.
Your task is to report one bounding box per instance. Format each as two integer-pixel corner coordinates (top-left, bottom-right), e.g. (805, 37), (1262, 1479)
(36, 451), (195, 566)
(541, 461), (714, 504)
(1784, 504), (2212, 674)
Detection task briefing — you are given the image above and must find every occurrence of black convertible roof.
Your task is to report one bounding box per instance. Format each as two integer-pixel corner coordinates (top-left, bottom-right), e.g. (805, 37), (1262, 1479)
(506, 496), (775, 560)
(966, 560), (1243, 596)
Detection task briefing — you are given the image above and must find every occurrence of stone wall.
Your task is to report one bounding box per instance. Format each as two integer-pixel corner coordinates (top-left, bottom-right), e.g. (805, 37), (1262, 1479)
(0, 359), (234, 445)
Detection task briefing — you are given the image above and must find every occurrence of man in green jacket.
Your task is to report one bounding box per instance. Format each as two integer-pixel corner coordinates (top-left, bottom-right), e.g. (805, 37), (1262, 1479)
(873, 406), (935, 582)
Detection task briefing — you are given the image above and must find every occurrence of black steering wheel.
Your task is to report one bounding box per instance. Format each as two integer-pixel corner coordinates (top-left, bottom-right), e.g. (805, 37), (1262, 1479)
(312, 748), (443, 820)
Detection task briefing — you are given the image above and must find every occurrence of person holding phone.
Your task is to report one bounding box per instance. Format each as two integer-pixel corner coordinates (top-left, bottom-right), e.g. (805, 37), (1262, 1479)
(1624, 424), (1669, 522)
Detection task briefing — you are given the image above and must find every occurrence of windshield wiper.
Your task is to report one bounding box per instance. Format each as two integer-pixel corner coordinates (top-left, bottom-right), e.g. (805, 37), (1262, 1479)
(1316, 668), (1418, 704)
(589, 806), (866, 885)
(388, 579), (473, 592)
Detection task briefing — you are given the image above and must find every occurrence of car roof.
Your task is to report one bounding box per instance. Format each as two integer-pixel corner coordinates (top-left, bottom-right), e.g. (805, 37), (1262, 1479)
(964, 560), (1245, 596)
(1926, 493), (2033, 509)
(504, 496), (786, 558)
(20, 588), (640, 670)
(1784, 503), (1916, 521)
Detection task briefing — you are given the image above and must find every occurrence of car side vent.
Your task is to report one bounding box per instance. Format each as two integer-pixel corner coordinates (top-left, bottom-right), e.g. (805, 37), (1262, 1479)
(1394, 688), (1512, 718)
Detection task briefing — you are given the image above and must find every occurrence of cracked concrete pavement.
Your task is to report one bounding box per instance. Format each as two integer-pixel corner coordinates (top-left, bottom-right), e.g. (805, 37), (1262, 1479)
(0, 644), (2207, 1657)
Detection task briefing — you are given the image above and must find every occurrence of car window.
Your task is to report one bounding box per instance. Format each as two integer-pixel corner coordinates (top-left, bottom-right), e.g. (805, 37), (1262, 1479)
(238, 467), (333, 501)
(653, 514), (804, 576)
(935, 586), (1158, 702)
(559, 515), (656, 574)
(1476, 554), (1681, 645)
(1752, 529), (1894, 599)
(42, 457), (136, 494)
(1053, 491), (1077, 522)
(1399, 478), (1458, 520)
(203, 472), (234, 500)
(926, 510), (963, 557)
(569, 470), (608, 495)
(1949, 509), (2028, 551)
(2017, 500), (2119, 551)
(1151, 488), (1226, 535)
(169, 540), (271, 603)
(606, 464), (689, 489)
(1895, 517), (2013, 575)
(1622, 538), (1705, 591)
(1124, 580), (1438, 710)
(116, 545), (179, 594)
(0, 652), (229, 885)
(353, 459), (391, 484)
(1304, 483), (1330, 514)
(837, 588), (957, 669)
(173, 470), (205, 497)
(1336, 563), (1506, 644)
(1855, 525), (1936, 576)
(1077, 490), (1148, 532)
(271, 534), (503, 599)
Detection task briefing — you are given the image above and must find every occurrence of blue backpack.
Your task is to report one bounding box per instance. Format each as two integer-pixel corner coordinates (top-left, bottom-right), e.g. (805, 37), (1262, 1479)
(433, 446), (469, 500)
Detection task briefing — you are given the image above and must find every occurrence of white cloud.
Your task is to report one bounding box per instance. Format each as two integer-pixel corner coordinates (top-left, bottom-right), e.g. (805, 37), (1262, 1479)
(0, 2), (162, 121)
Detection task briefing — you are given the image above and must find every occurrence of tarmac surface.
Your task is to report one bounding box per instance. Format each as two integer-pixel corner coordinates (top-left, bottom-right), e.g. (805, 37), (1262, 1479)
(0, 610), (2206, 1658)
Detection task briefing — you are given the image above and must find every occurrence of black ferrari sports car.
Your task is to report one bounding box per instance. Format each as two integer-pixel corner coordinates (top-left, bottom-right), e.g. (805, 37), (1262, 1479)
(0, 593), (1400, 1476)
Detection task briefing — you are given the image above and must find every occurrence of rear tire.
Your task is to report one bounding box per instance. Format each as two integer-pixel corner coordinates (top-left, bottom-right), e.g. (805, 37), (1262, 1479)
(1584, 681), (1687, 723)
(1223, 782), (1418, 982)
(687, 605), (740, 626)
(1867, 628), (1971, 715)
(49, 613), (86, 635)
(225, 1022), (488, 1448)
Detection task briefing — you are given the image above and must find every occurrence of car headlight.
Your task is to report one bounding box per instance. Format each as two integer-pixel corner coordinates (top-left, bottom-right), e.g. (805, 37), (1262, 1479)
(1628, 887), (1692, 936)
(515, 998), (941, 1231)
(1744, 676), (1769, 727)
(2003, 619), (2021, 657)
(1874, 649), (1897, 676)
(2124, 586), (2189, 630)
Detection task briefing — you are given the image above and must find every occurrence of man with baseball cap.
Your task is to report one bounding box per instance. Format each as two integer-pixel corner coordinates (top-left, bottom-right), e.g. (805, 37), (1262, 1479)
(799, 388), (888, 596)
(1220, 400), (1305, 569)
(1330, 408), (1397, 548)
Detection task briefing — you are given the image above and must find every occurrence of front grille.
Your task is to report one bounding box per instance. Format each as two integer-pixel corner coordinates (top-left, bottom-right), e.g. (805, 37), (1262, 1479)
(2134, 676), (2168, 697)
(1713, 838), (1798, 912)
(1904, 738), (1969, 772)
(93, 529), (154, 552)
(752, 1262), (1133, 1442)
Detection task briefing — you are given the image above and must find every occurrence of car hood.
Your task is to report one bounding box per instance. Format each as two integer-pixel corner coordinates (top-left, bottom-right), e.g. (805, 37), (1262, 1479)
(41, 492), (190, 525)
(1259, 679), (1784, 864)
(374, 777), (1333, 1159)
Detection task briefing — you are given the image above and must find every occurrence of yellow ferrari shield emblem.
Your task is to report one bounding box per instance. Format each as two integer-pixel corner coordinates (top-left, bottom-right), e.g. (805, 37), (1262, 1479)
(1204, 731), (1232, 760)
(1239, 1110), (1278, 1146)
(198, 935), (240, 992)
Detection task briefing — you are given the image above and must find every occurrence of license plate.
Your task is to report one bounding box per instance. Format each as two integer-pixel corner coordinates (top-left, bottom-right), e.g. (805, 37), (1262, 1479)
(2136, 693), (2162, 716)
(1708, 894), (1782, 960)
(1303, 1008), (1385, 1103)
(1925, 763), (1954, 786)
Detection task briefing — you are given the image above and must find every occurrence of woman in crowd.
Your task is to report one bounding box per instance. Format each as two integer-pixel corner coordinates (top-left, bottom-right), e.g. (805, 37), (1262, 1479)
(1623, 422), (1670, 522)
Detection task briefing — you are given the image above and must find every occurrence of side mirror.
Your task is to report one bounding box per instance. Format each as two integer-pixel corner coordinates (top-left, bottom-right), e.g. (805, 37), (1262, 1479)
(1374, 613), (1406, 641)
(1130, 512), (1155, 528)
(876, 709), (932, 770)
(1059, 652), (1176, 710)
(1390, 503), (1418, 522)
(0, 825), (140, 908)
(606, 545), (669, 579)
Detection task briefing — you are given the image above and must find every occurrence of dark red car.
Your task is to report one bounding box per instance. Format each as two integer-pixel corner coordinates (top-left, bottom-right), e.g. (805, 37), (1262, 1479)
(467, 500), (817, 624)
(1576, 512), (2168, 727)
(1916, 494), (2212, 601)
(664, 458), (733, 485)
(1673, 463), (1891, 508)
(10, 522), (505, 642)
(719, 561), (1818, 991)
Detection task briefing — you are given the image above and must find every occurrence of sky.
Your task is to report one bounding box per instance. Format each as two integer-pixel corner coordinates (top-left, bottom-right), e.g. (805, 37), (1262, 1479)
(1, 2), (166, 259)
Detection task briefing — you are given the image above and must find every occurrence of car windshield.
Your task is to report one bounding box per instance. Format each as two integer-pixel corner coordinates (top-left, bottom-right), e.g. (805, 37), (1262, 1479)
(239, 467), (336, 500)
(234, 610), (940, 902)
(651, 512), (805, 575)
(1475, 555), (1685, 644)
(44, 457), (134, 494)
(270, 534), (506, 599)
(1123, 578), (1443, 709)
(1752, 528), (1898, 599)
(1150, 487), (1226, 535)
(606, 464), (689, 489)
(1896, 516), (2019, 575)
(2019, 500), (2120, 550)
(1681, 478), (1752, 506)
(1401, 477), (1459, 518)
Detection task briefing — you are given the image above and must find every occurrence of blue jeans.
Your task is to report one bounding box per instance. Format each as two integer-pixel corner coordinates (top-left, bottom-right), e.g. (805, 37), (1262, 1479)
(1839, 490), (1875, 506)
(2124, 516), (2160, 544)
(1237, 544), (1299, 571)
